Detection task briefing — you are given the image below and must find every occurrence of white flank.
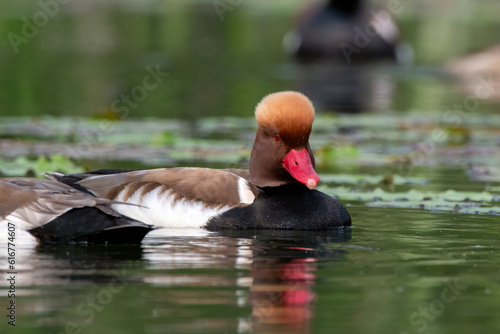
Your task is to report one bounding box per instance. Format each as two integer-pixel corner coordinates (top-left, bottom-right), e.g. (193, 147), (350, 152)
(111, 185), (233, 228)
(237, 178), (255, 204)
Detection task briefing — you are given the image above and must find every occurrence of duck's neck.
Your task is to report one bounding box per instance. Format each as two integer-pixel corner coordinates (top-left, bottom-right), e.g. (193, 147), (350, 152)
(259, 183), (311, 196)
(327, 0), (362, 15)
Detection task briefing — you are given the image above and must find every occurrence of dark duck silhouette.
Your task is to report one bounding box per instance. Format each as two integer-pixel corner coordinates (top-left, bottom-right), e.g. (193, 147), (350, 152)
(284, 0), (402, 64)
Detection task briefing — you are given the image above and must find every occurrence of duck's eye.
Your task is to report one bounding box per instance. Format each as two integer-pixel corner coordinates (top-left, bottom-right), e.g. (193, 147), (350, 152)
(274, 134), (280, 141)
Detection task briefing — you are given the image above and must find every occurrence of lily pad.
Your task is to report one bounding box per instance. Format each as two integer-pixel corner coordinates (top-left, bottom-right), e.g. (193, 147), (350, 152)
(366, 200), (500, 216)
(322, 186), (500, 216)
(322, 186), (496, 202)
(320, 173), (429, 186)
(0, 154), (84, 177)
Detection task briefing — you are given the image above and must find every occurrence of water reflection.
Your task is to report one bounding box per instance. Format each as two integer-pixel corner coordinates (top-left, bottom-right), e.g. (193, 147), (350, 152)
(216, 229), (351, 333)
(290, 63), (396, 113)
(0, 227), (352, 333)
(3, 210), (500, 334)
(0, 231), (144, 287)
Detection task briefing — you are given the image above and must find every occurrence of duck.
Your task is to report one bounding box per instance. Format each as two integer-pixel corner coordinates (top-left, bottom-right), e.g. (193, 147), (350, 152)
(283, 0), (404, 64)
(446, 45), (500, 102)
(0, 177), (153, 244)
(46, 91), (351, 230)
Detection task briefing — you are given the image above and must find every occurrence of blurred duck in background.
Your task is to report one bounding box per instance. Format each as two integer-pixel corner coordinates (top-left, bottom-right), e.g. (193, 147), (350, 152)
(283, 0), (403, 64)
(446, 45), (500, 103)
(283, 0), (412, 113)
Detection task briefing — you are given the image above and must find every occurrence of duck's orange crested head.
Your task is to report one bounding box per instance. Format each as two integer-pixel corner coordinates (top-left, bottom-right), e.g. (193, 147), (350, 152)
(250, 91), (319, 189)
(254, 91), (315, 145)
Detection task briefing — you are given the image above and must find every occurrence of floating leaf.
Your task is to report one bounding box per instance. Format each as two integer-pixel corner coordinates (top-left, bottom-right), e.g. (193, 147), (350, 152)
(151, 131), (178, 146)
(366, 200), (500, 216)
(322, 186), (499, 216)
(321, 186), (495, 203)
(320, 173), (429, 186)
(0, 155), (84, 177)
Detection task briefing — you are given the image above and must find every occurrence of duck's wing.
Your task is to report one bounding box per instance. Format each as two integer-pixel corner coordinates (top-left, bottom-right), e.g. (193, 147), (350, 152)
(47, 168), (261, 228)
(0, 180), (39, 218)
(1, 178), (153, 244)
(1, 178), (109, 229)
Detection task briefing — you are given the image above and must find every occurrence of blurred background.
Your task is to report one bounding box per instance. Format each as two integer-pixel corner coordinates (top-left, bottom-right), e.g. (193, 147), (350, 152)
(1, 0), (499, 119)
(2, 2), (500, 334)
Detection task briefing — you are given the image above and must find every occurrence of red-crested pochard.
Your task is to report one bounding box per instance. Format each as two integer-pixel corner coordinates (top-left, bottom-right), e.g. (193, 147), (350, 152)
(47, 91), (351, 230)
(0, 178), (153, 244)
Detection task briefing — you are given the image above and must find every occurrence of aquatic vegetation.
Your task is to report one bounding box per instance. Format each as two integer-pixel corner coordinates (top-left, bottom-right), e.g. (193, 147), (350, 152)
(0, 112), (499, 216)
(322, 187), (500, 215)
(0, 154), (84, 177)
(320, 173), (429, 186)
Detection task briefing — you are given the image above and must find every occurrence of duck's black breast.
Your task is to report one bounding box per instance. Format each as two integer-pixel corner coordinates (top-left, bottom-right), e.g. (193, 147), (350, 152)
(205, 183), (351, 230)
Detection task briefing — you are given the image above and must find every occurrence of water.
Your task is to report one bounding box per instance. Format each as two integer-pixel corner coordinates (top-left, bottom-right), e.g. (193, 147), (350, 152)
(1, 208), (499, 334)
(1, 1), (500, 333)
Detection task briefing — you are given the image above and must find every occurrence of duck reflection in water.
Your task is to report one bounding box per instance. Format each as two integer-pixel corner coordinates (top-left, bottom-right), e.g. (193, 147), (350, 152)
(1, 228), (351, 333)
(283, 0), (411, 113)
(219, 229), (351, 333)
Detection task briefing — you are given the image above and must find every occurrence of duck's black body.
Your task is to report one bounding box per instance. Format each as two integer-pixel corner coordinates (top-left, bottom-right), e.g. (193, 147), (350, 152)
(28, 207), (152, 245)
(206, 184), (351, 230)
